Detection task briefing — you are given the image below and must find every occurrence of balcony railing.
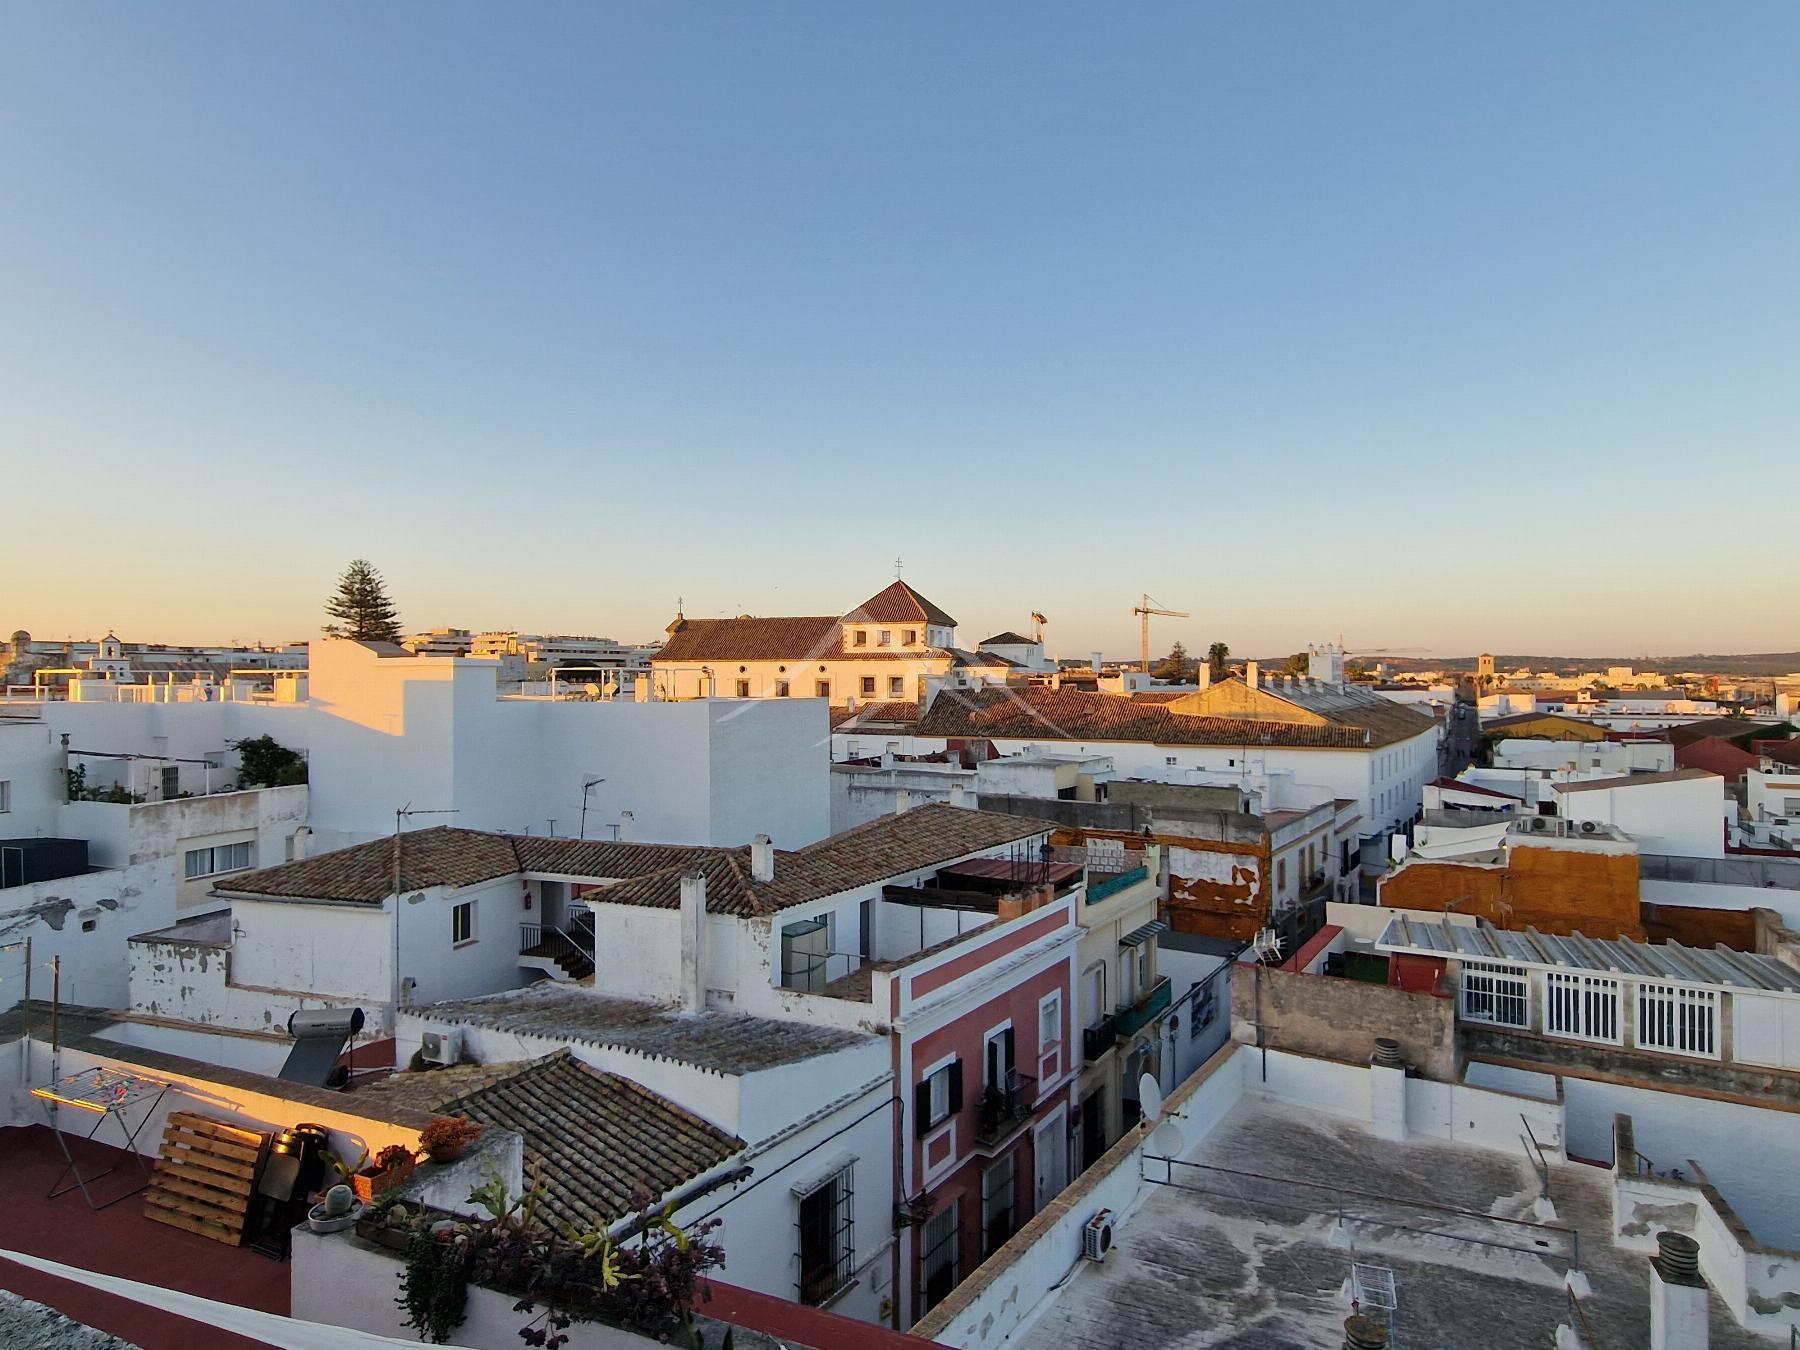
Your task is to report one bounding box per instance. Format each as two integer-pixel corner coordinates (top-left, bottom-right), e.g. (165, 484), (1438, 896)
(975, 1068), (1038, 1148)
(1113, 975), (1171, 1038)
(1086, 865), (1149, 904)
(1083, 1018), (1117, 1062)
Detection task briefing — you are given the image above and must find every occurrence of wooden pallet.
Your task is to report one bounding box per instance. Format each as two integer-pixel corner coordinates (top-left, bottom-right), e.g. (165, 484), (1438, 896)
(144, 1110), (270, 1245)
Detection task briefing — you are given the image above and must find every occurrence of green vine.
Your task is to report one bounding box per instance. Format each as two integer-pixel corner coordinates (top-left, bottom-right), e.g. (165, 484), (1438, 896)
(397, 1230), (468, 1344)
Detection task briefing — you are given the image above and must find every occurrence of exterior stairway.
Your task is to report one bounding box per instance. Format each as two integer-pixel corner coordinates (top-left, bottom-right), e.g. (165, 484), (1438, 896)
(518, 927), (595, 982)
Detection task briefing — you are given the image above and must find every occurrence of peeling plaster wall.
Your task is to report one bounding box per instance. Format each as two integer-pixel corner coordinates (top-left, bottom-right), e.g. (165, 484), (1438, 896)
(1231, 962), (1458, 1082)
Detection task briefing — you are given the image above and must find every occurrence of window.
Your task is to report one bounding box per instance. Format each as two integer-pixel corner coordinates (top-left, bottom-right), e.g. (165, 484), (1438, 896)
(160, 766), (180, 799)
(0, 780), (9, 813)
(1545, 971), (1620, 1044)
(1460, 961), (1528, 1029)
(452, 900), (475, 945)
(796, 1165), (855, 1305)
(781, 916), (830, 992)
(915, 1059), (963, 1135)
(1165, 756), (1178, 768)
(736, 680), (751, 698)
(816, 680), (831, 699)
(904, 629), (917, 645)
(775, 680), (790, 698)
(921, 1201), (960, 1312)
(1083, 963), (1107, 1029)
(889, 676), (905, 698)
(1039, 991), (1062, 1051)
(981, 1156), (1016, 1257)
(1136, 943), (1152, 994)
(853, 629), (868, 647)
(878, 629), (892, 646)
(183, 840), (253, 880)
(1276, 858), (1287, 892)
(861, 677), (876, 697)
(1636, 983), (1717, 1058)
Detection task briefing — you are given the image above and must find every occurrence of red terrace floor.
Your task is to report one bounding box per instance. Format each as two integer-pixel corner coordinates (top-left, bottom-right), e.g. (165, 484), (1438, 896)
(0, 1125), (286, 1349)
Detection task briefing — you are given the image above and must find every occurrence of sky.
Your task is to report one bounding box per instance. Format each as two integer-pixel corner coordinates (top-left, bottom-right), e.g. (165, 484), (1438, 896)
(3, 4), (1796, 660)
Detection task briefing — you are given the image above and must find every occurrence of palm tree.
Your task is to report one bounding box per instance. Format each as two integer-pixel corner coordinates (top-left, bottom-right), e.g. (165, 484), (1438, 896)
(1206, 642), (1230, 680)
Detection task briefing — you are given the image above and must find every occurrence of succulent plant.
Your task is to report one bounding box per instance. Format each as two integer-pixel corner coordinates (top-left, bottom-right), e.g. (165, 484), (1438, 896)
(324, 1184), (354, 1217)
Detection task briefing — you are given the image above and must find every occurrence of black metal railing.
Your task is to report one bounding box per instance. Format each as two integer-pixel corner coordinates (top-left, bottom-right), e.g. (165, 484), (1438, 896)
(976, 1069), (1037, 1146)
(1084, 1018), (1117, 1062)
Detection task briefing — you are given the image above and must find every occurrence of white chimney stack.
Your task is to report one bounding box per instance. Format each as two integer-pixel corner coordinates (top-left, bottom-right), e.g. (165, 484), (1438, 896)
(1648, 1232), (1708, 1350)
(1197, 665), (1211, 690)
(949, 784), (967, 808)
(894, 788), (912, 815)
(1246, 660), (1259, 689)
(1091, 651), (1102, 675)
(678, 870), (707, 1013)
(750, 834), (774, 883)
(617, 810), (634, 842)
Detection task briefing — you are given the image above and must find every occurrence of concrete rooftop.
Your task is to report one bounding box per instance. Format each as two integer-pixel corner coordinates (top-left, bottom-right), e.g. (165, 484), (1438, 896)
(1017, 1099), (1765, 1349)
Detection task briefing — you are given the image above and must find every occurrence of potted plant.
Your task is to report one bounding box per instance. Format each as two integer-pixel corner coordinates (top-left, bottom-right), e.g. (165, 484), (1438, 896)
(353, 1143), (418, 1204)
(307, 1184), (364, 1234)
(419, 1115), (483, 1165)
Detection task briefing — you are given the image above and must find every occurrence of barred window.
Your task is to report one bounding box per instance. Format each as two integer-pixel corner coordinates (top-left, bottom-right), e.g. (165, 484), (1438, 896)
(1545, 971), (1620, 1044)
(796, 1165), (855, 1306)
(921, 1200), (960, 1312)
(1460, 961), (1529, 1029)
(1636, 983), (1718, 1059)
(981, 1155), (1016, 1258)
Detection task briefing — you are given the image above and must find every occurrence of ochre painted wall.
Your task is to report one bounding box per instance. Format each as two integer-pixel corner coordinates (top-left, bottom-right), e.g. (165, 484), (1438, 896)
(1641, 903), (1757, 951)
(1380, 846), (1643, 940)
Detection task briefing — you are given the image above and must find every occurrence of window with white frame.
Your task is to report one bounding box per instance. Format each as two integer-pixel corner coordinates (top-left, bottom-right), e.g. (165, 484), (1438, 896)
(1082, 963), (1107, 1029)
(980, 1155), (1016, 1257)
(1636, 983), (1718, 1058)
(795, 1164), (855, 1305)
(1460, 961), (1529, 1029)
(183, 840), (253, 880)
(916, 1059), (962, 1136)
(1545, 971), (1620, 1044)
(921, 1200), (960, 1311)
(1118, 950), (1135, 1008)
(1039, 991), (1062, 1050)
(451, 900), (475, 945)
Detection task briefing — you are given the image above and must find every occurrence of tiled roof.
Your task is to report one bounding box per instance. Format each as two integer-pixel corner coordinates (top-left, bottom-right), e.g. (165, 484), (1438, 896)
(841, 581), (957, 628)
(1428, 777), (1521, 801)
(913, 687), (1422, 749)
(1667, 718), (1784, 747)
(405, 986), (876, 1073)
(653, 615), (842, 663)
(219, 829), (730, 905)
(830, 701), (920, 731)
(215, 828), (525, 903)
(949, 647), (1018, 668)
(981, 632), (1034, 647)
(1552, 767), (1723, 794)
(1674, 739), (1761, 778)
(593, 803), (1049, 916)
(358, 1051), (742, 1230)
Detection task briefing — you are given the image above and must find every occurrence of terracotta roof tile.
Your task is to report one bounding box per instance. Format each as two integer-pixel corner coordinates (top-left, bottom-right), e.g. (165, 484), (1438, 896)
(841, 581), (957, 628)
(830, 701), (920, 730)
(359, 1051), (742, 1230)
(654, 615), (842, 663)
(214, 827), (524, 903)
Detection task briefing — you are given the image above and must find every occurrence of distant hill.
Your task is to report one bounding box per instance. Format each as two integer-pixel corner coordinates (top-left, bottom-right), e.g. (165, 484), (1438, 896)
(1245, 653), (1800, 677)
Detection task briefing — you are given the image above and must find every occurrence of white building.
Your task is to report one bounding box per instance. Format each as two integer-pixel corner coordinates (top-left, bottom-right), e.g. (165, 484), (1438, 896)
(1745, 763), (1800, 850)
(1493, 737), (1674, 775)
(1553, 768), (1728, 858)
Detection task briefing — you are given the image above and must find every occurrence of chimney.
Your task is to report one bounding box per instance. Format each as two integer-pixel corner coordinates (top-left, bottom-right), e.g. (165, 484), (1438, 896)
(1246, 661), (1259, 689)
(894, 788), (912, 815)
(678, 871), (707, 1013)
(633, 675), (651, 703)
(291, 826), (312, 861)
(1649, 1232), (1708, 1350)
(751, 834), (774, 883)
(949, 784), (967, 808)
(1197, 665), (1211, 690)
(1091, 651), (1102, 675)
(617, 810), (634, 842)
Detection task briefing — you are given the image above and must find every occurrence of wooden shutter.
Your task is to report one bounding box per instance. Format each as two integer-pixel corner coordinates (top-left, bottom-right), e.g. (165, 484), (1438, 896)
(915, 1079), (933, 1138)
(947, 1061), (964, 1116)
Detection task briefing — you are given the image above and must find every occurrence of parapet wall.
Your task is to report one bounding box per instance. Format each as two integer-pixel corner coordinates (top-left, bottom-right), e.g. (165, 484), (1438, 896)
(1231, 960), (1458, 1081)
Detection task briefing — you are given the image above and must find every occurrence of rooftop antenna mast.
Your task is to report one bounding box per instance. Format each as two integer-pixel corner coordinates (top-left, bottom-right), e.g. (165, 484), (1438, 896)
(1131, 593), (1190, 674)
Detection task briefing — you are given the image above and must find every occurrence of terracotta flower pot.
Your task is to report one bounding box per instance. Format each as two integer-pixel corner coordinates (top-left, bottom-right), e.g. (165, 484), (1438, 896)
(352, 1158), (416, 1204)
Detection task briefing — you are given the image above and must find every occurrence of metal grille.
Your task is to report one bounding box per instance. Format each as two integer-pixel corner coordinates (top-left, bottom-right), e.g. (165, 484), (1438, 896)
(1545, 971), (1620, 1044)
(981, 1155), (1016, 1257)
(1460, 961), (1529, 1028)
(920, 1200), (960, 1312)
(795, 1165), (854, 1305)
(1351, 1262), (1398, 1346)
(1636, 982), (1718, 1058)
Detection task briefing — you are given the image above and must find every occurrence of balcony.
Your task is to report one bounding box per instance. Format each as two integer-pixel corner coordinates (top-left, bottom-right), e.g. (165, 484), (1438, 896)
(1086, 865), (1148, 905)
(1083, 1018), (1117, 1063)
(1113, 975), (1171, 1039)
(975, 1068), (1038, 1150)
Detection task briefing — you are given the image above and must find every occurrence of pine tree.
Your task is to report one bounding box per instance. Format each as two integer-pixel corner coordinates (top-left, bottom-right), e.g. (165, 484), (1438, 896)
(323, 559), (403, 642)
(1154, 641), (1190, 681)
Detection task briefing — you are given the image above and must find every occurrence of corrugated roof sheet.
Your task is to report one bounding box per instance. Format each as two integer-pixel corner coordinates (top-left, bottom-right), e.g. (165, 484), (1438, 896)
(1375, 916), (1800, 994)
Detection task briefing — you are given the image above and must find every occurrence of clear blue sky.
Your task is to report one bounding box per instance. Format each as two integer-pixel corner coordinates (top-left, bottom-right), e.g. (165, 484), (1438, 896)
(4, 4), (1795, 659)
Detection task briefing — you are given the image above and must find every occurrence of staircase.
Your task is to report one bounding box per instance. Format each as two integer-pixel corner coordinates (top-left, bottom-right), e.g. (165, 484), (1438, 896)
(519, 924), (595, 982)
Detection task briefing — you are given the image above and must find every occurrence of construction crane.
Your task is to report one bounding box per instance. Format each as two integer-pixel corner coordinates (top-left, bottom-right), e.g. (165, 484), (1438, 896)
(1131, 594), (1189, 674)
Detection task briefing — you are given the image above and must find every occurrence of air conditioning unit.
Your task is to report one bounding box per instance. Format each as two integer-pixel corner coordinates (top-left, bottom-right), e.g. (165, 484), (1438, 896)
(1530, 818), (1548, 832)
(1081, 1209), (1115, 1263)
(1579, 821), (1596, 834)
(419, 1028), (462, 1066)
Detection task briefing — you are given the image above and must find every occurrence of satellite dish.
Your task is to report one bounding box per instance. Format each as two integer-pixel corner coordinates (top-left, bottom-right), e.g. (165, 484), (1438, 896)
(1138, 1073), (1164, 1121)
(1150, 1118), (1186, 1159)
